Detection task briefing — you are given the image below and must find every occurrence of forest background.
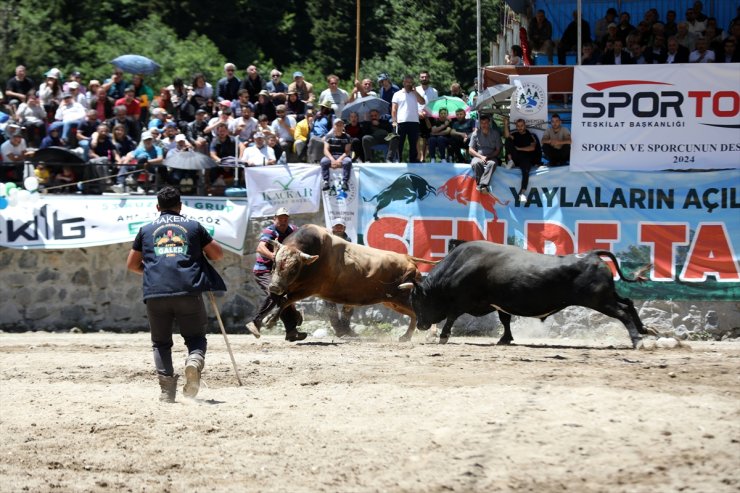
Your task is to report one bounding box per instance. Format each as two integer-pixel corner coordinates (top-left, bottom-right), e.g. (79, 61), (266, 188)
(0, 0), (502, 94)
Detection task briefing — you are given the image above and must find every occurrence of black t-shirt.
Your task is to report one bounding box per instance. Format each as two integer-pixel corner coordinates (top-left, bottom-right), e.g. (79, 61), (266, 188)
(132, 211), (225, 300)
(6, 77), (34, 98)
(325, 130), (351, 156)
(210, 136), (235, 159)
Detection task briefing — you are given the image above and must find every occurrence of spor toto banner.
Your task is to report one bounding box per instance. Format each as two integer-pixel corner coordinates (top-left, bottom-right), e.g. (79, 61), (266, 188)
(571, 64), (740, 172)
(0, 196), (249, 254)
(358, 164), (739, 301)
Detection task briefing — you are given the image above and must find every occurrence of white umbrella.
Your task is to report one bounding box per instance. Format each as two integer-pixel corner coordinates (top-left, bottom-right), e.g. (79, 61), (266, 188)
(475, 84), (516, 112)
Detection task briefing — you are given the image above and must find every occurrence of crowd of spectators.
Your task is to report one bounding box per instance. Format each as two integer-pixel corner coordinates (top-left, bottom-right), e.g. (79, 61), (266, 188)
(525, 2), (740, 65)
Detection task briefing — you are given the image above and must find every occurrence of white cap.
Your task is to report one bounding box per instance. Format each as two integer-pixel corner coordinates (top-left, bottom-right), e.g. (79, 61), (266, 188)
(175, 134), (187, 142)
(275, 207), (290, 216)
(331, 217), (346, 227)
(141, 131), (153, 140)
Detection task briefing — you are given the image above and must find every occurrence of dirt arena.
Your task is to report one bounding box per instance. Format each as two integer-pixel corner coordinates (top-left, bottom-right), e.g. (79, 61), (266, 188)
(2, 329), (739, 493)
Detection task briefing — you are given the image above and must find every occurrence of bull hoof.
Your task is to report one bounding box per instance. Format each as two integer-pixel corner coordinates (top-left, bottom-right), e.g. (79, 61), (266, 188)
(438, 336), (449, 345)
(632, 338), (644, 350)
(497, 338), (513, 345)
(398, 333), (412, 342)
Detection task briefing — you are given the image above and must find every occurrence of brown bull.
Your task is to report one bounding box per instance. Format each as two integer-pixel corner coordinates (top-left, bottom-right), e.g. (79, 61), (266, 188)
(265, 224), (435, 341)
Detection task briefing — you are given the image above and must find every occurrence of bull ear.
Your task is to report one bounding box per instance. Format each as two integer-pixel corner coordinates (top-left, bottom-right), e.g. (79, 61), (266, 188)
(299, 252), (319, 265)
(398, 282), (415, 291)
(268, 239), (282, 251)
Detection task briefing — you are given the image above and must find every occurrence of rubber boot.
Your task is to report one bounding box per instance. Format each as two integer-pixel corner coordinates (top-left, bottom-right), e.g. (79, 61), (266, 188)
(158, 374), (179, 403)
(183, 354), (205, 398)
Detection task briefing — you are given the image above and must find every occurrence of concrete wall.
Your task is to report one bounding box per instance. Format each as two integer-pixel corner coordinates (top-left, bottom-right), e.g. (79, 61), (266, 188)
(1, 213), (738, 340)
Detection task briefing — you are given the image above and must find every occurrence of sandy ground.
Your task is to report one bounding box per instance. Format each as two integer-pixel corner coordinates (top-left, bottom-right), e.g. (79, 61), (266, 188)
(1, 329), (739, 493)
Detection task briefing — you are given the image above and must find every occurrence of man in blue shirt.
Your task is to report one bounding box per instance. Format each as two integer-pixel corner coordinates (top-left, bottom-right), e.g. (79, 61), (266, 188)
(246, 207), (307, 342)
(127, 186), (225, 402)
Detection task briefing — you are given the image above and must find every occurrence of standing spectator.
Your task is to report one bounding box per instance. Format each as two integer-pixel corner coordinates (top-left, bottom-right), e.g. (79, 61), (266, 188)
(15, 91), (46, 147)
(240, 65), (264, 104)
(594, 8), (618, 42)
(245, 208), (306, 342)
(528, 9), (554, 64)
(288, 71), (315, 104)
(541, 114), (571, 166)
(320, 119), (353, 191)
(664, 10), (679, 38)
(216, 63), (240, 103)
(102, 69), (128, 101)
(242, 132), (276, 166)
(392, 74), (425, 163)
(469, 114), (502, 194)
(323, 218), (356, 337)
(360, 109), (398, 163)
(377, 73), (399, 112)
(689, 36), (716, 63)
(270, 104), (296, 160)
(266, 69), (289, 104)
(448, 82), (465, 99)
(415, 70), (438, 163)
(5, 65), (35, 110)
(685, 7), (706, 35)
(126, 186), (225, 402)
(557, 10), (592, 65)
(616, 12), (635, 44)
(504, 117), (540, 204)
(318, 75), (350, 116)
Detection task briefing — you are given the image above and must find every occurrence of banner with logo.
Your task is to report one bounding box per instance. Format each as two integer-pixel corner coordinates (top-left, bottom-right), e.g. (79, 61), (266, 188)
(509, 74), (548, 137)
(358, 163), (740, 301)
(571, 64), (740, 172)
(245, 163), (322, 217)
(321, 168), (360, 242)
(0, 196), (249, 254)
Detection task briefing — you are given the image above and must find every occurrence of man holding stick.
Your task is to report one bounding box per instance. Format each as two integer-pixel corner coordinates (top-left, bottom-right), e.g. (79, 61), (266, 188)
(127, 186), (225, 403)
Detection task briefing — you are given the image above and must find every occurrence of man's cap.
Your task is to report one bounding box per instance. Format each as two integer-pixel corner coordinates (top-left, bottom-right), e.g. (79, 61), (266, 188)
(195, 108), (207, 115)
(219, 100), (231, 107)
(275, 207), (290, 216)
(45, 68), (61, 79)
(165, 121), (177, 128)
(125, 85), (135, 93)
(71, 70), (82, 77)
(320, 100), (333, 109)
(152, 107), (165, 115)
(479, 113), (492, 120)
(377, 73), (389, 82)
(331, 217), (346, 227)
(293, 71), (304, 78)
(175, 134), (187, 142)
(254, 131), (265, 139)
(141, 131), (153, 140)
(68, 81), (80, 89)
(608, 22), (617, 28)
(62, 92), (73, 99)
(258, 89), (270, 97)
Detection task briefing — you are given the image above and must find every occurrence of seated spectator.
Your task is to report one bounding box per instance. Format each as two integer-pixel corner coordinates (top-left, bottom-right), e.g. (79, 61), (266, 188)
(468, 114), (502, 194)
(204, 104), (233, 139)
(344, 111), (363, 161)
(89, 86), (114, 121)
(318, 74), (350, 116)
(191, 73), (213, 106)
(40, 124), (64, 149)
(267, 134), (287, 164)
(666, 36), (690, 63)
(160, 122), (179, 155)
(266, 69), (289, 104)
(133, 131), (166, 189)
(75, 109), (101, 159)
(599, 22), (619, 51)
(288, 71), (315, 104)
(229, 105), (259, 156)
(428, 108), (452, 162)
(541, 113), (571, 166)
(132, 75), (155, 124)
(34, 164), (51, 187)
(2, 132), (33, 163)
(55, 92), (87, 145)
(360, 109), (398, 163)
(449, 108), (475, 162)
(558, 10), (592, 65)
(503, 117), (540, 203)
(685, 7), (706, 36)
(89, 124), (119, 175)
(254, 90), (277, 122)
(285, 90), (306, 120)
(320, 119), (352, 191)
(15, 91), (46, 147)
(270, 104), (296, 160)
(186, 109), (210, 153)
(209, 122), (235, 164)
(216, 63), (240, 103)
(231, 89), (253, 118)
(616, 12), (635, 44)
(664, 10), (678, 38)
(5, 65), (35, 111)
(54, 165), (77, 193)
(505, 45), (524, 66)
(600, 39), (633, 65)
(675, 22), (696, 51)
(241, 132), (276, 166)
(107, 104), (141, 142)
(293, 108), (314, 161)
(102, 69), (127, 100)
(703, 25), (723, 54)
(689, 37), (715, 62)
(67, 81), (87, 109)
(148, 107), (168, 131)
(595, 7), (618, 42)
(39, 69), (62, 116)
(348, 78), (377, 103)
(645, 36), (668, 64)
(240, 65), (264, 104)
(628, 43), (647, 64)
(528, 9), (554, 64)
(256, 114), (274, 136)
(111, 123), (139, 191)
(581, 42), (601, 65)
(717, 38), (740, 63)
(155, 87), (175, 117)
(308, 101), (333, 163)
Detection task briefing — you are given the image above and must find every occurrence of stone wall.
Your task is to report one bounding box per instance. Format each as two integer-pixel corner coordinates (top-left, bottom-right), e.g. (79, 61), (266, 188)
(1, 213), (738, 341)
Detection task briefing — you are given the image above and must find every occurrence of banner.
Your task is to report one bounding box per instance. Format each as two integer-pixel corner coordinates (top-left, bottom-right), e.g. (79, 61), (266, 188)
(571, 64), (740, 172)
(0, 196), (249, 254)
(509, 74), (548, 138)
(358, 164), (740, 301)
(321, 168), (360, 242)
(245, 163), (321, 217)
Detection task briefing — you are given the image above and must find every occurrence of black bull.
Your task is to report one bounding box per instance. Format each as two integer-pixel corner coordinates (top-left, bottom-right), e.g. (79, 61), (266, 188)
(364, 172), (436, 220)
(399, 241), (655, 348)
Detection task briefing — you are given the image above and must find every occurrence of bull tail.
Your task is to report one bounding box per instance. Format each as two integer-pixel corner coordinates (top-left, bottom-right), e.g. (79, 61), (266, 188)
(408, 256), (441, 266)
(363, 192), (380, 203)
(595, 250), (651, 283)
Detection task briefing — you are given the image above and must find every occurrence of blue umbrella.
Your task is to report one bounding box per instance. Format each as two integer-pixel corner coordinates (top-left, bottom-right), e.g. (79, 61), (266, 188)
(341, 96), (390, 121)
(111, 54), (161, 75)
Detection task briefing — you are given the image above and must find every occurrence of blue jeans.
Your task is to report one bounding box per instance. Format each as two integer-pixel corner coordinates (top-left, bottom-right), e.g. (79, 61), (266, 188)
(428, 135), (449, 160)
(397, 122), (420, 163)
(61, 118), (84, 143)
(320, 155), (353, 183)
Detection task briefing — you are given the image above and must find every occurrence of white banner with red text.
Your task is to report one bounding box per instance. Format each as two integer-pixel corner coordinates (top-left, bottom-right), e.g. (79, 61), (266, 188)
(571, 64), (740, 171)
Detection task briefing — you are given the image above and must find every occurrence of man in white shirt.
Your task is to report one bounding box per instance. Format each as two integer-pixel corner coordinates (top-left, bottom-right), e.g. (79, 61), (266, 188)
(689, 36), (716, 62)
(415, 70), (438, 163)
(229, 105), (259, 156)
(318, 75), (350, 116)
(242, 132), (276, 166)
(391, 74), (426, 163)
(269, 104), (296, 161)
(55, 92), (87, 144)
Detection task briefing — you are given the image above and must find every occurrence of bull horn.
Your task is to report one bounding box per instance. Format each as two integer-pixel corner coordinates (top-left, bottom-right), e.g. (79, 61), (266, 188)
(398, 282), (414, 291)
(299, 252), (319, 265)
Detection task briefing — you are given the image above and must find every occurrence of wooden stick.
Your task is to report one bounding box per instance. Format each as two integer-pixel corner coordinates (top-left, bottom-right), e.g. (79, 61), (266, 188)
(208, 292), (243, 386)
